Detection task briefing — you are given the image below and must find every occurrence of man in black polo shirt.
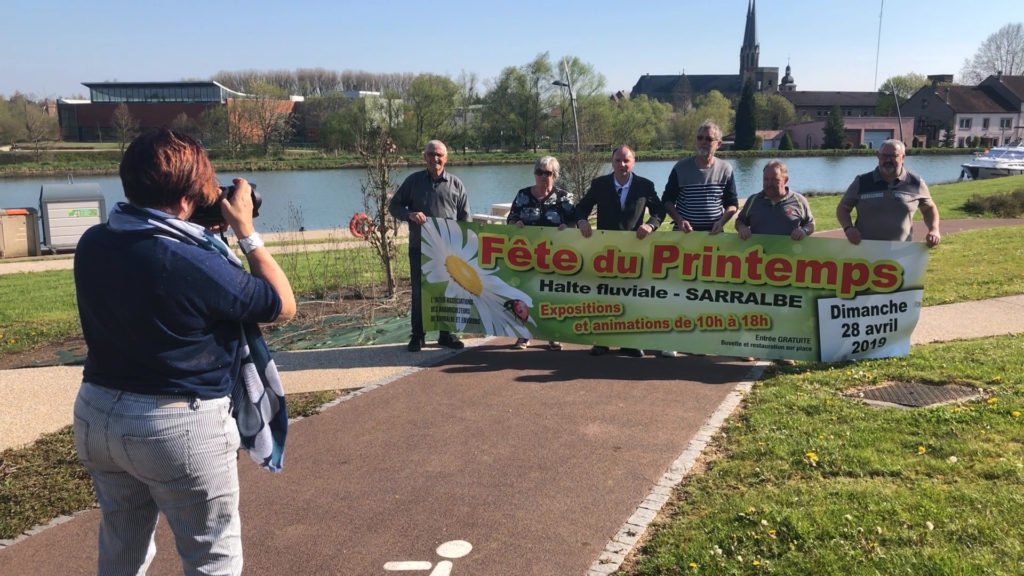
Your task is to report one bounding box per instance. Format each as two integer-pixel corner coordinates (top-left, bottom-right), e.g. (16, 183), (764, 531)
(388, 139), (471, 351)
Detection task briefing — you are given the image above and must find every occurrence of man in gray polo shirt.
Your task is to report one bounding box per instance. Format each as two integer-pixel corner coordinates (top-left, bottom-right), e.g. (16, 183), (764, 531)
(836, 139), (941, 247)
(735, 160), (810, 366)
(736, 160), (814, 240)
(388, 139), (471, 352)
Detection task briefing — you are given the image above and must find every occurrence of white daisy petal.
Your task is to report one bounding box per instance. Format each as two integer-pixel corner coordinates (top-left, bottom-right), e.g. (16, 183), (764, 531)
(418, 220), (542, 339)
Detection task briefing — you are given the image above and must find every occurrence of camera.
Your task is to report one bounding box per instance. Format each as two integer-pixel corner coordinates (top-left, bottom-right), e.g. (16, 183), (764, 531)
(189, 183), (262, 227)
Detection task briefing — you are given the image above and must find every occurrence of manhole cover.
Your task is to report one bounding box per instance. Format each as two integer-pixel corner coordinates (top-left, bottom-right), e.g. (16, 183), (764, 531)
(846, 381), (982, 408)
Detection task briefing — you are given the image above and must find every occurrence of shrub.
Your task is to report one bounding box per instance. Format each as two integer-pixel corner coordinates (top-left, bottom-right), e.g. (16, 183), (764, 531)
(962, 188), (1024, 217)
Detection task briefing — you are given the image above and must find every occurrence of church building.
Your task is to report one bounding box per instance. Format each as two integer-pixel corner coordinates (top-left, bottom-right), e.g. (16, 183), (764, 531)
(629, 0), (793, 109)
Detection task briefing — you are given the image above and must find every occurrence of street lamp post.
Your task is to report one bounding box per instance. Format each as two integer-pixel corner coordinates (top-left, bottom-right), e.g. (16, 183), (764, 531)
(552, 73), (580, 152)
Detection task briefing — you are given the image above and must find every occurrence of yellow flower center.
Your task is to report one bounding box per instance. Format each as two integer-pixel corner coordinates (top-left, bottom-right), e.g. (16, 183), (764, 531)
(445, 255), (483, 296)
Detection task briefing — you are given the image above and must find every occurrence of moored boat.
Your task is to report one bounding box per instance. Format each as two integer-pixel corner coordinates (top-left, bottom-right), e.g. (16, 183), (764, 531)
(960, 141), (1024, 180)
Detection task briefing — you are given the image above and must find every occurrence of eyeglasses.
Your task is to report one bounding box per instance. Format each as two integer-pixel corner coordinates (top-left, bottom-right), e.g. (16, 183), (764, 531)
(534, 170), (554, 177)
(696, 135), (718, 142)
(878, 153), (902, 159)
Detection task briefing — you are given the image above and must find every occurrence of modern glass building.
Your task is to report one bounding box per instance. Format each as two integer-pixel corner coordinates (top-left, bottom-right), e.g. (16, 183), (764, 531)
(57, 81), (259, 141)
(83, 81), (249, 104)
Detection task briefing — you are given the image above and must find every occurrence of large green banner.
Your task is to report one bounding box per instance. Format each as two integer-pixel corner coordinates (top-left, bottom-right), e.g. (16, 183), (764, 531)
(420, 218), (929, 362)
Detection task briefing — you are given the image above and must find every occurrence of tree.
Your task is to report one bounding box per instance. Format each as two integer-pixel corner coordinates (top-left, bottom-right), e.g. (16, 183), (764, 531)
(960, 23), (1024, 84)
(4, 94), (58, 153)
(320, 98), (370, 153)
(170, 112), (198, 141)
(877, 72), (929, 116)
(553, 57), (611, 198)
(576, 94), (613, 146)
(671, 90), (733, 147)
(754, 92), (796, 130)
(112, 103), (140, 155)
(230, 81), (295, 155)
(822, 105), (847, 149)
(941, 122), (956, 148)
(404, 74), (458, 150)
(611, 96), (672, 150)
(522, 53), (554, 152)
(481, 66), (530, 151)
(733, 80), (758, 150)
(296, 93), (348, 143)
(451, 71), (481, 154)
(559, 149), (604, 202)
(0, 98), (18, 145)
(359, 126), (402, 298)
(778, 131), (795, 150)
(196, 107), (231, 153)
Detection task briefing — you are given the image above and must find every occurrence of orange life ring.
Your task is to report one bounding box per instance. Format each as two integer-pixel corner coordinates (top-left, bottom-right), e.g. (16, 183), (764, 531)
(349, 212), (373, 238)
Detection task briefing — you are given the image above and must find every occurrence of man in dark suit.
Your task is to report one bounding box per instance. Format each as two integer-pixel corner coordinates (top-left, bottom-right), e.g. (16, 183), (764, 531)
(574, 145), (665, 357)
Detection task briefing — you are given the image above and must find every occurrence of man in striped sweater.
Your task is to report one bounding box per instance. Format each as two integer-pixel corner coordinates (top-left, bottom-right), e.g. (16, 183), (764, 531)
(659, 120), (739, 358)
(661, 119), (739, 234)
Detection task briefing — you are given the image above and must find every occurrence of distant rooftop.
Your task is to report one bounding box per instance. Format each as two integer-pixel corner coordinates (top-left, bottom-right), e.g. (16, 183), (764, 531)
(81, 81), (248, 103)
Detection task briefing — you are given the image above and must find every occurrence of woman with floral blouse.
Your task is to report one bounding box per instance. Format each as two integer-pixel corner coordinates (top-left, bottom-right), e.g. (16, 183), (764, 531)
(505, 155), (576, 351)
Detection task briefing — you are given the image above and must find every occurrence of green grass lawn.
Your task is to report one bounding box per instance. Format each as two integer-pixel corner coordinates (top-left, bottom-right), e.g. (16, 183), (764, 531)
(0, 242), (409, 355)
(624, 335), (1024, 575)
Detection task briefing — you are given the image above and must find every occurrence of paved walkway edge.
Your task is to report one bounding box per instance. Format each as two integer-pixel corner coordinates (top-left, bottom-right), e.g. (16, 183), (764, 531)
(587, 364), (765, 576)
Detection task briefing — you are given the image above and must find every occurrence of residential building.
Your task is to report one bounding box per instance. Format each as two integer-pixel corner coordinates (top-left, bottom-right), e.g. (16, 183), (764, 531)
(755, 130), (784, 150)
(779, 91), (880, 120)
(902, 73), (1024, 147)
(785, 116), (915, 150)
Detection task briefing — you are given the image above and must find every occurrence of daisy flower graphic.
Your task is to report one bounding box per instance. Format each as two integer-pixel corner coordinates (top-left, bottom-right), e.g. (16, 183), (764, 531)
(421, 219), (536, 338)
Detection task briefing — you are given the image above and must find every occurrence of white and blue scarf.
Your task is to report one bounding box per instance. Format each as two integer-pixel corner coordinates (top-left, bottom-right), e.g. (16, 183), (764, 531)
(107, 202), (288, 472)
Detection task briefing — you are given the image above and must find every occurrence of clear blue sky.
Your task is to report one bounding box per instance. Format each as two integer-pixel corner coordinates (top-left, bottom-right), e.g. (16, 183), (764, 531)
(2, 0), (1018, 99)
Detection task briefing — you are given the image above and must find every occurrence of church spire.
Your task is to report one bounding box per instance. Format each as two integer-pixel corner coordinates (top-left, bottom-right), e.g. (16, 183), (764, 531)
(739, 0), (760, 84)
(743, 0), (757, 48)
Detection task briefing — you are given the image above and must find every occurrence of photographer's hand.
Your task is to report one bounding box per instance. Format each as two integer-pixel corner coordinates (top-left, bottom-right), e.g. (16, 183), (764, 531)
(220, 178), (255, 238)
(220, 177), (297, 321)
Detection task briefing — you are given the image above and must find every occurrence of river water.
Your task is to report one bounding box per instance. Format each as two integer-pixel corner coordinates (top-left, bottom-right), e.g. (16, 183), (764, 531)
(0, 154), (972, 232)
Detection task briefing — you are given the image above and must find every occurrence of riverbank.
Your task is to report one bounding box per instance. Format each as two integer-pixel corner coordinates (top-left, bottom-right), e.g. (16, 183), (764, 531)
(0, 146), (978, 179)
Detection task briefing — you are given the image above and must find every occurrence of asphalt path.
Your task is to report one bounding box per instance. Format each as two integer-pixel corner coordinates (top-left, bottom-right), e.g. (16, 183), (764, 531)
(0, 344), (759, 575)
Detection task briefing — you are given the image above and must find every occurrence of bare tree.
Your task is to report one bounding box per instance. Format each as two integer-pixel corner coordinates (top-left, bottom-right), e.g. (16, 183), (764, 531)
(559, 149), (605, 200)
(359, 126), (402, 298)
(230, 81), (295, 155)
(112, 103), (139, 155)
(213, 68), (418, 98)
(960, 23), (1024, 84)
(3, 94), (59, 154)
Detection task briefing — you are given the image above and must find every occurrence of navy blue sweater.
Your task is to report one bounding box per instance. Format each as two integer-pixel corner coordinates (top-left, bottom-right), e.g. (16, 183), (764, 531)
(74, 225), (281, 399)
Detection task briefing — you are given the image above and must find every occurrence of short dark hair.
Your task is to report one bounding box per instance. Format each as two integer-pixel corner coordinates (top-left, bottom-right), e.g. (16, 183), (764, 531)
(119, 128), (219, 210)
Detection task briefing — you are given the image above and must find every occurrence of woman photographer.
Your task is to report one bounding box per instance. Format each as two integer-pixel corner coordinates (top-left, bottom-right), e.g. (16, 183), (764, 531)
(72, 128), (295, 575)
